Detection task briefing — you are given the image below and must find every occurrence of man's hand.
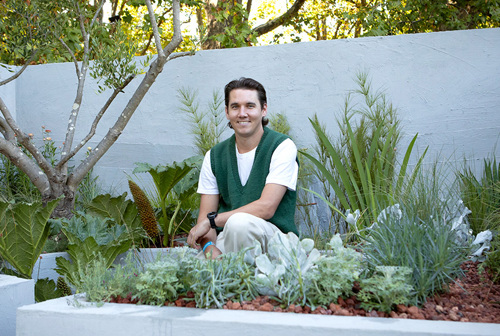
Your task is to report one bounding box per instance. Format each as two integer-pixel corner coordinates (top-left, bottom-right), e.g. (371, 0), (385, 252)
(187, 219), (211, 248)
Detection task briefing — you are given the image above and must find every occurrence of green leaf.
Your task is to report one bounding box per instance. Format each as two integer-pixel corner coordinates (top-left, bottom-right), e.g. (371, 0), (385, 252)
(35, 278), (64, 302)
(0, 198), (62, 279)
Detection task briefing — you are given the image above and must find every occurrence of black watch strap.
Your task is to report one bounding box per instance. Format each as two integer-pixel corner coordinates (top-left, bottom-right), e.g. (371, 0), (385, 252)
(207, 212), (218, 229)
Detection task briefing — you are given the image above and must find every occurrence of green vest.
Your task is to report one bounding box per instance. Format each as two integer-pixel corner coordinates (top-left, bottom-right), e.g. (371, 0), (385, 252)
(210, 128), (298, 235)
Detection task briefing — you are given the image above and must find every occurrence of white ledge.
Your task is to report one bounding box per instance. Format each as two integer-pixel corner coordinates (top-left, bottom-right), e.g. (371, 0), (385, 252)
(17, 296), (500, 336)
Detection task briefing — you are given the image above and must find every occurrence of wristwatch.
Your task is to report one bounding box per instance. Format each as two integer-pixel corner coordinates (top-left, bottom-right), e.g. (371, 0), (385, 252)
(207, 212), (218, 229)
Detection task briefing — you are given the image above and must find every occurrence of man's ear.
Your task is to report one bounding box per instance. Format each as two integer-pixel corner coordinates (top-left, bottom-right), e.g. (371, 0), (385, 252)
(262, 103), (268, 117)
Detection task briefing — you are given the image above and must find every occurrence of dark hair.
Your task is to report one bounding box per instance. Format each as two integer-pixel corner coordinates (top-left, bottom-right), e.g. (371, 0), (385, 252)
(224, 77), (269, 128)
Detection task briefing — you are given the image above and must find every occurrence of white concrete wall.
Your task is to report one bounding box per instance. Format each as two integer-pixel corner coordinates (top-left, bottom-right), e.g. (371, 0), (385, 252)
(16, 296), (500, 336)
(1, 28), (499, 227)
(0, 65), (17, 121)
(0, 275), (34, 336)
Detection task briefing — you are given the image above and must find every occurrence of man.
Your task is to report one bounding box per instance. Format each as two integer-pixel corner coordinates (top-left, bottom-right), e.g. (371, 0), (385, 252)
(187, 77), (298, 259)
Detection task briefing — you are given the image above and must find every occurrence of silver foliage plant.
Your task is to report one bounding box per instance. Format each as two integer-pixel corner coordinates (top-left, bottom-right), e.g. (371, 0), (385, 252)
(306, 234), (363, 308)
(253, 232), (321, 306)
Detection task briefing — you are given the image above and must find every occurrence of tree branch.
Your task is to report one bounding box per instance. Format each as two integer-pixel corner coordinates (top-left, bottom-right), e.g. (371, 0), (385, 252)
(166, 51), (194, 62)
(0, 51), (37, 87)
(60, 1), (91, 169)
(58, 36), (81, 78)
(0, 138), (52, 198)
(145, 0), (165, 58)
(140, 8), (172, 56)
(162, 0), (183, 57)
(246, 0), (253, 14)
(69, 0), (187, 187)
(252, 0), (307, 37)
(90, 0), (106, 27)
(0, 96), (55, 177)
(0, 116), (15, 141)
(57, 74), (136, 169)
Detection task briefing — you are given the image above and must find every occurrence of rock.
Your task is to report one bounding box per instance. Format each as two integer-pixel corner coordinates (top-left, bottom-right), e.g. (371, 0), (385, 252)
(368, 310), (379, 317)
(242, 304), (255, 311)
(294, 305), (303, 313)
(226, 301), (233, 309)
(449, 311), (460, 321)
(337, 297), (346, 306)
(407, 306), (419, 315)
(338, 309), (350, 316)
(396, 304), (407, 313)
(390, 311), (398, 318)
(329, 303), (341, 312)
(399, 313), (408, 319)
(233, 302), (241, 310)
(259, 303), (274, 312)
(415, 313), (425, 320)
(435, 305), (445, 314)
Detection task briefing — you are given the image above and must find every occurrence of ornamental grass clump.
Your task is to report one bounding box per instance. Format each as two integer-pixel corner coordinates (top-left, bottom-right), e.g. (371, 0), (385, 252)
(361, 203), (471, 305)
(458, 157), (500, 235)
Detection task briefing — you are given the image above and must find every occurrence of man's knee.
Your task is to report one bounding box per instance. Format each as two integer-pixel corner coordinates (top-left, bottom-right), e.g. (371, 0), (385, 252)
(224, 212), (253, 235)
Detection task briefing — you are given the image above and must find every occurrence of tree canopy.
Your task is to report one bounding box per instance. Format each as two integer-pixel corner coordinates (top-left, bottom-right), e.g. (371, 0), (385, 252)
(1, 0), (499, 65)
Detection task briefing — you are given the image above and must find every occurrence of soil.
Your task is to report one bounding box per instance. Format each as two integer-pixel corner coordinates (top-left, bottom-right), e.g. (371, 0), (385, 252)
(109, 261), (500, 323)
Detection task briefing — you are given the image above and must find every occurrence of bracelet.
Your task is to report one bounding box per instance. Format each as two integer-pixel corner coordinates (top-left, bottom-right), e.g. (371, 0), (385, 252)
(202, 241), (214, 253)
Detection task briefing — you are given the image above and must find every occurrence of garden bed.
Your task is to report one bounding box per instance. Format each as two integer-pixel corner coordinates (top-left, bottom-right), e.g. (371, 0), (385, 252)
(108, 261), (500, 324)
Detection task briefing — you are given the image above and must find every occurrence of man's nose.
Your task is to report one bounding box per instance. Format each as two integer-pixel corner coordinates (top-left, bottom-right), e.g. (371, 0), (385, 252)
(237, 107), (248, 117)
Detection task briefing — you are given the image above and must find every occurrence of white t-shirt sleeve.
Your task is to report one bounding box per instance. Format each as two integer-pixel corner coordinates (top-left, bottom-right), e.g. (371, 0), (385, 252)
(197, 150), (219, 194)
(266, 138), (298, 191)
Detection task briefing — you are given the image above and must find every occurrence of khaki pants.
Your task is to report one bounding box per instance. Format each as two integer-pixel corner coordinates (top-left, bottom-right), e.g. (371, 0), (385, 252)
(198, 212), (280, 260)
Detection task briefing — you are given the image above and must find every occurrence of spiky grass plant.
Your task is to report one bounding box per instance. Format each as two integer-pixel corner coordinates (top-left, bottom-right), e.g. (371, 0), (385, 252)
(301, 73), (427, 238)
(458, 157), (500, 235)
(361, 202), (470, 305)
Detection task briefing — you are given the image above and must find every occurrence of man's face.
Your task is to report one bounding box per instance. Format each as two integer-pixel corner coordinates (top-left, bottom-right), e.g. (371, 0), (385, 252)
(226, 89), (267, 140)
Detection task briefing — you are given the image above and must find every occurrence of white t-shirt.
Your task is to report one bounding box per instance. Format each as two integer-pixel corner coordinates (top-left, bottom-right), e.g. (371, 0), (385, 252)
(197, 138), (298, 194)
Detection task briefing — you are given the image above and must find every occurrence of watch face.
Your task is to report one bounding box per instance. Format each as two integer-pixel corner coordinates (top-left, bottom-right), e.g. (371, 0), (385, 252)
(208, 212), (217, 219)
